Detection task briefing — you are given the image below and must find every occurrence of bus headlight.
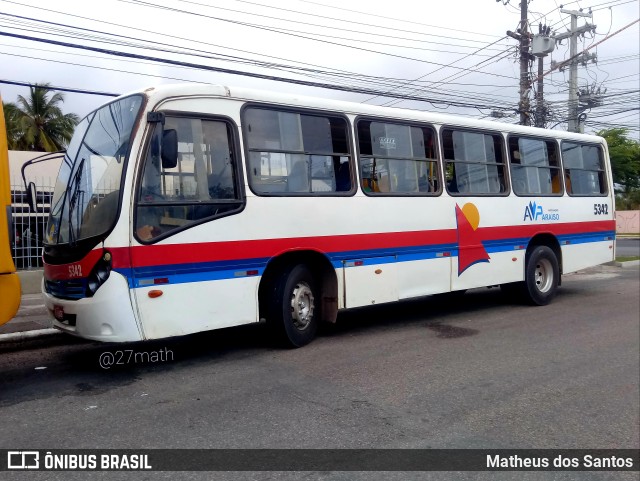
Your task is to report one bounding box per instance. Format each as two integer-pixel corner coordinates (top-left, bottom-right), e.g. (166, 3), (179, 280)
(85, 251), (112, 297)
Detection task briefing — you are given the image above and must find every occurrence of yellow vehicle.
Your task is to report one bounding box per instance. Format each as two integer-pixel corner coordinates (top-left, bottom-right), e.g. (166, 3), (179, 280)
(0, 92), (21, 325)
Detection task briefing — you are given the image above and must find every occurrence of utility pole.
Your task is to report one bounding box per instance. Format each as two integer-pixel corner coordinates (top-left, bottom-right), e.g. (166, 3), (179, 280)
(532, 24), (554, 127)
(518, 1), (530, 126)
(505, 0), (554, 129)
(554, 9), (596, 132)
(506, 0), (532, 126)
(536, 56), (544, 127)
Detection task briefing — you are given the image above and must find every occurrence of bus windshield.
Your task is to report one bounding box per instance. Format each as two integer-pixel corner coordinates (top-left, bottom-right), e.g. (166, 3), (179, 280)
(46, 95), (143, 246)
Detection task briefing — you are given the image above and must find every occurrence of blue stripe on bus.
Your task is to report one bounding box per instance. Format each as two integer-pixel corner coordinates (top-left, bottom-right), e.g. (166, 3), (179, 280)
(116, 231), (614, 289)
(557, 232), (615, 245)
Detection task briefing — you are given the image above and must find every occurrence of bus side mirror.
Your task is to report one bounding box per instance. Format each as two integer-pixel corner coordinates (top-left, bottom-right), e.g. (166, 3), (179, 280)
(26, 182), (38, 212)
(161, 129), (178, 169)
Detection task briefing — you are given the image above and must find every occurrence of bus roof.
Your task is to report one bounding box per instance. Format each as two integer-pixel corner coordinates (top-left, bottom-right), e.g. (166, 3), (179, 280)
(129, 83), (604, 145)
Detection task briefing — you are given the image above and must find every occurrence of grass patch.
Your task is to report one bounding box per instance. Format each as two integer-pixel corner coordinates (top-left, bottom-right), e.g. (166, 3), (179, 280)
(616, 256), (640, 262)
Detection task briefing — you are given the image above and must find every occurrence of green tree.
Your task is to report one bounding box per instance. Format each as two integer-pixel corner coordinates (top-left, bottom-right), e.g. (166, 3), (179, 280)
(11, 83), (79, 152)
(597, 128), (640, 209)
(2, 101), (26, 150)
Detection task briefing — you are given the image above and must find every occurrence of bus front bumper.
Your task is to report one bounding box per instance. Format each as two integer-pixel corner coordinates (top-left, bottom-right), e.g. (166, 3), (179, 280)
(42, 272), (144, 342)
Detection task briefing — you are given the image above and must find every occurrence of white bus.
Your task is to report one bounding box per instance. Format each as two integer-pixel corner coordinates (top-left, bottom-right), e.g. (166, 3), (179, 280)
(37, 84), (615, 346)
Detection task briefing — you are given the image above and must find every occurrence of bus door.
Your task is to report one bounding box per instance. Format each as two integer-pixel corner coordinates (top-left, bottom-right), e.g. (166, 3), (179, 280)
(129, 113), (249, 339)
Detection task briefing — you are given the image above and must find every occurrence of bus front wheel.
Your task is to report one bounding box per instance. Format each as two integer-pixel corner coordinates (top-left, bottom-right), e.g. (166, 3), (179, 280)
(524, 245), (559, 306)
(268, 264), (318, 348)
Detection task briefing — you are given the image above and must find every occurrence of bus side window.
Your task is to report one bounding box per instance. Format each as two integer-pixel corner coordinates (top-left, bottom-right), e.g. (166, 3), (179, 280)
(335, 157), (351, 192)
(288, 160), (310, 192)
(561, 142), (605, 196)
(135, 117), (242, 242)
(244, 108), (352, 196)
(357, 120), (439, 196)
(444, 129), (507, 195)
(445, 162), (458, 193)
(509, 136), (562, 196)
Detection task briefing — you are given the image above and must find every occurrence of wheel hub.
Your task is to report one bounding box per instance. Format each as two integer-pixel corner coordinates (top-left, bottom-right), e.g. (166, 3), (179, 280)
(534, 258), (554, 293)
(290, 282), (315, 330)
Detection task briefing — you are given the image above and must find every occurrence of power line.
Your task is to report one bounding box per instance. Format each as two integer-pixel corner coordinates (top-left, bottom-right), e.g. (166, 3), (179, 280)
(0, 4), (520, 89)
(112, 0), (518, 77)
(1, 0), (635, 128)
(0, 78), (118, 96)
(364, 36), (512, 106)
(0, 1), (379, 84)
(293, 0), (504, 39)
(0, 30), (516, 111)
(0, 35), (524, 111)
(0, 13), (526, 113)
(123, 0), (510, 48)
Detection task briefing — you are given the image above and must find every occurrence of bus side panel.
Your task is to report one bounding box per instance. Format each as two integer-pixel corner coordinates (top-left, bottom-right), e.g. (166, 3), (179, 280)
(451, 250), (526, 291)
(132, 277), (259, 340)
(397, 258), (452, 299)
(555, 195), (615, 274)
(449, 196), (528, 291)
(343, 256), (398, 308)
(562, 242), (614, 274)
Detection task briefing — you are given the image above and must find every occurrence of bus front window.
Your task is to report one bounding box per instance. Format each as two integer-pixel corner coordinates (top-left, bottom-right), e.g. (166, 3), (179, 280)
(46, 95), (143, 246)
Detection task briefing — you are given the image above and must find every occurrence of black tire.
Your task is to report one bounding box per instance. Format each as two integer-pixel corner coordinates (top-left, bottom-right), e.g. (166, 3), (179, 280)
(523, 245), (559, 306)
(267, 264), (318, 348)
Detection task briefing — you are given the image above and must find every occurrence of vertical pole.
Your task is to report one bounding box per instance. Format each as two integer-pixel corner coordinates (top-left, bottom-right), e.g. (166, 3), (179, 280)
(567, 13), (579, 132)
(519, 0), (530, 126)
(536, 56), (545, 127)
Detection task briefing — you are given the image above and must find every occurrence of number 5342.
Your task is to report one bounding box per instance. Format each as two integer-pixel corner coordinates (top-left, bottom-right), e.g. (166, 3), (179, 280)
(594, 203), (608, 215)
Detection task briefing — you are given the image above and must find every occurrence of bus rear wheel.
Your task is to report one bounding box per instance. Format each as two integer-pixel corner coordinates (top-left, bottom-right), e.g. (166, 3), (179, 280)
(523, 245), (559, 306)
(268, 264), (318, 348)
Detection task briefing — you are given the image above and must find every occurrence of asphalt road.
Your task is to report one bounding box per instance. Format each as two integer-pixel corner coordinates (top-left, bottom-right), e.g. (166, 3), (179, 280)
(617, 237), (640, 258)
(0, 265), (638, 481)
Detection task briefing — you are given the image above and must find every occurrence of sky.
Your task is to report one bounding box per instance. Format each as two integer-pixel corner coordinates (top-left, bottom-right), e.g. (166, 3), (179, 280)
(0, 0), (638, 137)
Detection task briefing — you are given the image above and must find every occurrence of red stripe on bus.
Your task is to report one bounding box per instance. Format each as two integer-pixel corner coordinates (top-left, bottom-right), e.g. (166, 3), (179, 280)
(43, 249), (104, 281)
(126, 220), (614, 268)
(126, 229), (458, 267)
(43, 219), (615, 277)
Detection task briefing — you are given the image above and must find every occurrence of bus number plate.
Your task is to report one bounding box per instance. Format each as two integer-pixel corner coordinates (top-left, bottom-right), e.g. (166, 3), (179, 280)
(593, 203), (608, 215)
(68, 264), (83, 278)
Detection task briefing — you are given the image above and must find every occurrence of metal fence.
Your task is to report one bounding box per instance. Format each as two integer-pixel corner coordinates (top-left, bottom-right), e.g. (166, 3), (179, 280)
(11, 180), (55, 270)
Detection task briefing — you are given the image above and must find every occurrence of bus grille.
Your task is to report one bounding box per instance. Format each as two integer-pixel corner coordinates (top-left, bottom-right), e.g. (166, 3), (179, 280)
(45, 279), (86, 300)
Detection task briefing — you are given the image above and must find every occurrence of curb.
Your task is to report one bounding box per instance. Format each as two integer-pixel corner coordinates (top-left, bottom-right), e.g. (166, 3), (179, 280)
(0, 328), (60, 343)
(607, 260), (640, 268)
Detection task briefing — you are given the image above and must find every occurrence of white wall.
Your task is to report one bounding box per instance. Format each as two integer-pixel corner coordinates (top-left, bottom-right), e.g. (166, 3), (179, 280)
(9, 151), (62, 187)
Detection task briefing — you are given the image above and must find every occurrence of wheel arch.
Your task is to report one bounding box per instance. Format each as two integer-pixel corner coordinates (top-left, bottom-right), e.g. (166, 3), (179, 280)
(258, 249), (339, 324)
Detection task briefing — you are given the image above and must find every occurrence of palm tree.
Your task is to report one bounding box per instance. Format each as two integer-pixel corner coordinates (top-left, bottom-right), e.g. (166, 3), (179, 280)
(13, 83), (79, 152)
(2, 101), (26, 150)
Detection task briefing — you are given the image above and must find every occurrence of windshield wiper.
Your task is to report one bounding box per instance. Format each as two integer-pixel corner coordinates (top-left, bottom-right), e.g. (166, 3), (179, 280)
(67, 157), (86, 246)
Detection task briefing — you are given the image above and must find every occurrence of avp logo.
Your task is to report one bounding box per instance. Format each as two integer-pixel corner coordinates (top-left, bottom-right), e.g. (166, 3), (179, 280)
(523, 201), (543, 221)
(523, 201), (560, 222)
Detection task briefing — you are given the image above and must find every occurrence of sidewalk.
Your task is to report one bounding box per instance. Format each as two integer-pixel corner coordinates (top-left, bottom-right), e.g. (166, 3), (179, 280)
(0, 293), (58, 343)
